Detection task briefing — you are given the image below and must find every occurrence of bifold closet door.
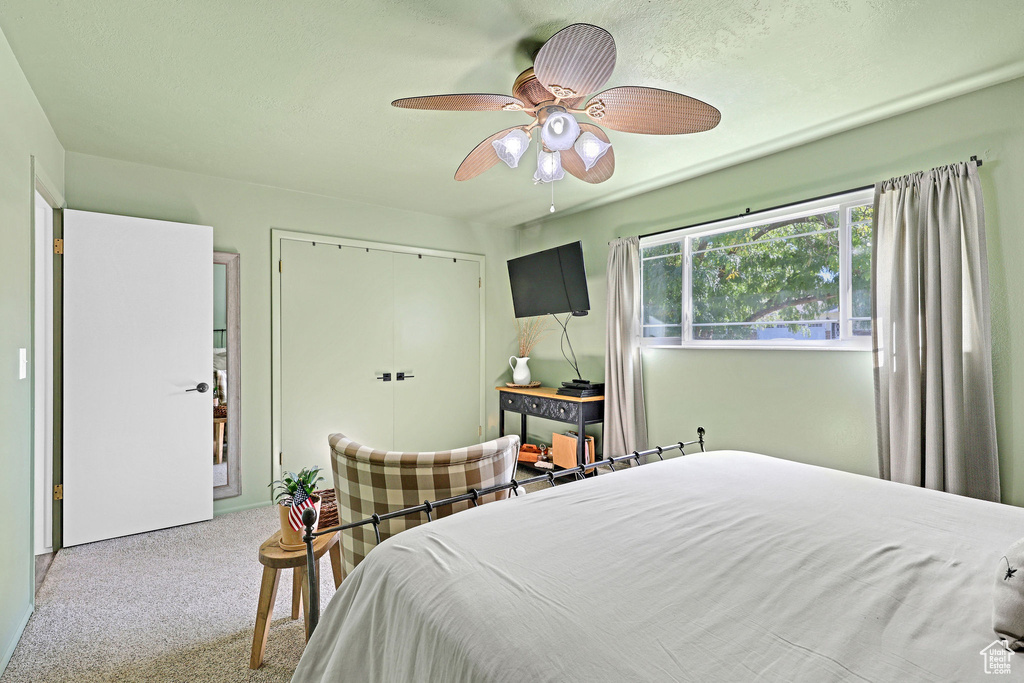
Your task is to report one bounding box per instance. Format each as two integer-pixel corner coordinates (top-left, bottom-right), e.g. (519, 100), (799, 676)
(392, 254), (482, 451)
(63, 210), (213, 546)
(280, 241), (395, 476)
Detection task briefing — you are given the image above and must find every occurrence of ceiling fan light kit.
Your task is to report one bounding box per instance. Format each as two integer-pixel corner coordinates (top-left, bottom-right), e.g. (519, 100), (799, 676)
(492, 128), (531, 168)
(540, 110), (581, 151)
(392, 23), (721, 212)
(574, 131), (611, 171)
(534, 150), (564, 184)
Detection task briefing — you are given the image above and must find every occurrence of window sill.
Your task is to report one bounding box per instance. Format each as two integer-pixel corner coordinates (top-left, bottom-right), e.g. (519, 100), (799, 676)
(642, 340), (872, 352)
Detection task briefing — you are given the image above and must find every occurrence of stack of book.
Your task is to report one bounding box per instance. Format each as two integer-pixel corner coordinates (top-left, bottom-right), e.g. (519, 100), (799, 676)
(551, 432), (595, 469)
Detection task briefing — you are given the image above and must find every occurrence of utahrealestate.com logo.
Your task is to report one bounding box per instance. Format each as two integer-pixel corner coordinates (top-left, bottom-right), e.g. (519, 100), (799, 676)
(981, 641), (1014, 674)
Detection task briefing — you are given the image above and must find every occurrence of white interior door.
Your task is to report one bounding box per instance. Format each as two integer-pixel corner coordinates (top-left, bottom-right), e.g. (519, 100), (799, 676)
(280, 240), (395, 476)
(63, 210), (213, 546)
(393, 254), (482, 451)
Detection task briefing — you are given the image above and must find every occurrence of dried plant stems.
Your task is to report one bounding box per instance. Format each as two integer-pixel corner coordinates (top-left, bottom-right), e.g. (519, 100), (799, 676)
(516, 316), (551, 357)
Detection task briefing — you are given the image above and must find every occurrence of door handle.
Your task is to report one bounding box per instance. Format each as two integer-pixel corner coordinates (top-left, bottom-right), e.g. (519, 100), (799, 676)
(396, 372), (415, 381)
(376, 373), (392, 382)
(186, 382), (210, 393)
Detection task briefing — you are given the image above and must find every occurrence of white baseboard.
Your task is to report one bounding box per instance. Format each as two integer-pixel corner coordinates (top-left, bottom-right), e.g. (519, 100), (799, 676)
(213, 500), (272, 517)
(0, 603), (33, 676)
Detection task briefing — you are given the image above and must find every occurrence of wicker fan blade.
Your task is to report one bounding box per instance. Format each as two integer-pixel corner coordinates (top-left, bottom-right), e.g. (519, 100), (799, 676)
(583, 86), (721, 135)
(562, 124), (614, 184)
(455, 126), (527, 181)
(392, 94), (526, 112)
(534, 24), (616, 100)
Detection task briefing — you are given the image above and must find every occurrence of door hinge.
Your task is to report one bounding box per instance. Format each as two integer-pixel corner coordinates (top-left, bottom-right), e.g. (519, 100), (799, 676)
(479, 425), (482, 437)
(53, 484), (63, 500)
(278, 259), (282, 273)
(53, 238), (64, 255)
(478, 277), (481, 288)
(279, 452), (283, 466)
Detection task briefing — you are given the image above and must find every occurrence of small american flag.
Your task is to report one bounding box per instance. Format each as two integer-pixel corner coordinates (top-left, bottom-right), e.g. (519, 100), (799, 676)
(288, 495), (317, 531)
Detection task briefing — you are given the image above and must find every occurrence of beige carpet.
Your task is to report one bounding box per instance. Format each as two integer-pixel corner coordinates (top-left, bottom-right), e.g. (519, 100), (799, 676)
(2, 507), (338, 683)
(3, 468), (591, 682)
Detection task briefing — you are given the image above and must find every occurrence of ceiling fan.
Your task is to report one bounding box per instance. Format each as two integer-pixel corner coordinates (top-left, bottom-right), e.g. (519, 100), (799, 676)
(392, 23), (721, 210)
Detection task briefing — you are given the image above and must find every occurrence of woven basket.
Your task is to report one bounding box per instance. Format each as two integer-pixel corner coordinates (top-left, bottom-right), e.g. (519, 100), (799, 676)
(314, 488), (338, 529)
(214, 405), (227, 418)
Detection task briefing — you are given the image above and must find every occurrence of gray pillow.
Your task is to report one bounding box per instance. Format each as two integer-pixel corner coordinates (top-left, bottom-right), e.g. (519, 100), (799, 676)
(994, 537), (1024, 650)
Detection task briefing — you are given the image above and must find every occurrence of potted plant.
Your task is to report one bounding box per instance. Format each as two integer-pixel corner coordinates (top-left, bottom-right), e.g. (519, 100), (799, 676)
(270, 467), (325, 550)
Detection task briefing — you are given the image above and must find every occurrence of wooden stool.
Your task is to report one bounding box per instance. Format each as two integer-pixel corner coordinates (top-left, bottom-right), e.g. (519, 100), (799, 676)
(250, 529), (343, 670)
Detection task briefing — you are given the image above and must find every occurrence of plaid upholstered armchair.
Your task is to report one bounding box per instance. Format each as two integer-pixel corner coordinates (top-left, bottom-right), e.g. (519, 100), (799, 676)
(328, 433), (520, 577)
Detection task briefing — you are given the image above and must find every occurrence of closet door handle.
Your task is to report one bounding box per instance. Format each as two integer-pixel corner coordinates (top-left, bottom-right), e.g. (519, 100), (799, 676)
(397, 372), (415, 381)
(376, 373), (392, 382)
(186, 382), (209, 393)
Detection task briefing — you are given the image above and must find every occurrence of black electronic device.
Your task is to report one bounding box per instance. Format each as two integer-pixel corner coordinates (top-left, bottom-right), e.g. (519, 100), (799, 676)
(507, 241), (594, 385)
(507, 241), (590, 319)
(557, 381), (604, 398)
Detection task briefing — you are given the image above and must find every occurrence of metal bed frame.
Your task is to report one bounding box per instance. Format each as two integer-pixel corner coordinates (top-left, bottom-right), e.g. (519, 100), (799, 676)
(300, 427), (706, 636)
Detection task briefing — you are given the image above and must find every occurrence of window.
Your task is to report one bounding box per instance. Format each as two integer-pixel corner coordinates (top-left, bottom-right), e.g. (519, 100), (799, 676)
(641, 189), (873, 349)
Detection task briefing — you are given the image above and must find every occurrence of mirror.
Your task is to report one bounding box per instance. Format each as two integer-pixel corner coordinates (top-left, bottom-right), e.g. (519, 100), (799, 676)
(213, 251), (241, 499)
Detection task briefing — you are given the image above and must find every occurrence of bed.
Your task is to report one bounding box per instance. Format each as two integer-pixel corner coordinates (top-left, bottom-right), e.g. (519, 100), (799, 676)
(291, 450), (1023, 682)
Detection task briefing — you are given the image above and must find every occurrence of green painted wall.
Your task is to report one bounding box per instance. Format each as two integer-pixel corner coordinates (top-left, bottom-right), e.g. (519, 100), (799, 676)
(6, 31), (1024, 677)
(0, 30), (64, 674)
(64, 152), (520, 516)
(520, 76), (1024, 505)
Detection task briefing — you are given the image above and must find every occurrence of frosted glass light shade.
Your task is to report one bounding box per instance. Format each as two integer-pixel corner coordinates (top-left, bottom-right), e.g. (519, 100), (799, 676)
(533, 150), (564, 183)
(491, 129), (530, 168)
(540, 112), (581, 151)
(574, 131), (612, 171)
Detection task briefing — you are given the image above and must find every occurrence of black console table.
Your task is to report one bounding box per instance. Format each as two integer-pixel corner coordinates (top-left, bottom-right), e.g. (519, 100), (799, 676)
(496, 386), (605, 468)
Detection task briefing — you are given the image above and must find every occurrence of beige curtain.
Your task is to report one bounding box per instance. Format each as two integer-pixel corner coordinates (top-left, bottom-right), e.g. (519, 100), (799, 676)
(605, 237), (648, 459)
(872, 160), (999, 501)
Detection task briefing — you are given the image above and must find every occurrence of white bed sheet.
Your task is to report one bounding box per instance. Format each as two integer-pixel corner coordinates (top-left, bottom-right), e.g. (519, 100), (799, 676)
(292, 451), (1024, 682)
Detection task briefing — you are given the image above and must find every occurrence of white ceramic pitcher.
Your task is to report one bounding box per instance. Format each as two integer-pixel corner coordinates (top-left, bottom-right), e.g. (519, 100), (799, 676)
(509, 356), (531, 385)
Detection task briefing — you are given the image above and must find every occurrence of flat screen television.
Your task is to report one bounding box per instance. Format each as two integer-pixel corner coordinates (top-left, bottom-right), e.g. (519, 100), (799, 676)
(507, 241), (590, 318)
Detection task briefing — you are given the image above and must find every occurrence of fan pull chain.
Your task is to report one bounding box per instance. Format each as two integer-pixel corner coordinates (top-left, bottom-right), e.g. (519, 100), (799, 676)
(550, 180), (555, 213)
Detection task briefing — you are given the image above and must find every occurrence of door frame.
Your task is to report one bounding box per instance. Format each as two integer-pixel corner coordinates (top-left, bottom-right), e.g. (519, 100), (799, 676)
(32, 188), (54, 556)
(270, 229), (486, 484)
(30, 157), (64, 564)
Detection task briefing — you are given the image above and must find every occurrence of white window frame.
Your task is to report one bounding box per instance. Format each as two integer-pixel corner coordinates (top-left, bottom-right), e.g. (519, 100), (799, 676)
(640, 188), (873, 351)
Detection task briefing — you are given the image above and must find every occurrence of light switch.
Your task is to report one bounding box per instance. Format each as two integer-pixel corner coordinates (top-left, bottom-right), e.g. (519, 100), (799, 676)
(19, 348), (27, 379)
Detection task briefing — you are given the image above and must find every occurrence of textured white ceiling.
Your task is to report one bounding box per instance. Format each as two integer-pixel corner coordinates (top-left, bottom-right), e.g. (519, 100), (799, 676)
(1, 1), (1022, 227)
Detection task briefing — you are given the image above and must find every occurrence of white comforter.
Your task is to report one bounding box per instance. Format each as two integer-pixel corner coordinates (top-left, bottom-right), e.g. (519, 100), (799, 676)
(292, 451), (1024, 682)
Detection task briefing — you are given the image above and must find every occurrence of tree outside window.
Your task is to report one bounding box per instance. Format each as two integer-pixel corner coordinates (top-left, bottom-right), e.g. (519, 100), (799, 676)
(641, 190), (873, 348)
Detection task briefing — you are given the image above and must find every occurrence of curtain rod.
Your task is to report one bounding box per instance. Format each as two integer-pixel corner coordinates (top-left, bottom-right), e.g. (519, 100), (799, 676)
(631, 155), (983, 243)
